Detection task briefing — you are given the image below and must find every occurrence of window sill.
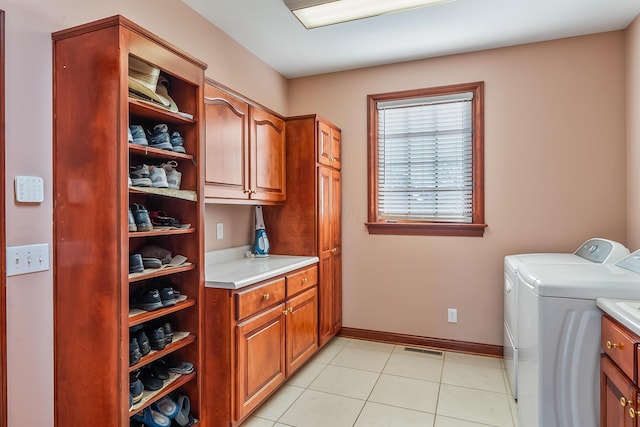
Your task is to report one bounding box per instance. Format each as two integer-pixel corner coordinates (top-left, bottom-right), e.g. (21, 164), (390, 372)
(365, 222), (487, 237)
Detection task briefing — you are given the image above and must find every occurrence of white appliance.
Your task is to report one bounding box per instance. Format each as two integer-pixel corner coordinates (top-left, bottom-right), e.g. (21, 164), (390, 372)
(503, 238), (628, 399)
(516, 250), (640, 427)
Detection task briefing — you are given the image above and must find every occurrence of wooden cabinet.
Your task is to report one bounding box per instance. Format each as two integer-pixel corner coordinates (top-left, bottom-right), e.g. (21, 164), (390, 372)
(264, 115), (342, 347)
(601, 315), (640, 426)
(53, 16), (206, 426)
(204, 81), (286, 203)
(203, 264), (318, 426)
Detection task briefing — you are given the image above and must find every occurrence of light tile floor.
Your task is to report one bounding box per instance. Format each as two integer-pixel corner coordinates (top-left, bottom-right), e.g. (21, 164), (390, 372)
(241, 337), (520, 427)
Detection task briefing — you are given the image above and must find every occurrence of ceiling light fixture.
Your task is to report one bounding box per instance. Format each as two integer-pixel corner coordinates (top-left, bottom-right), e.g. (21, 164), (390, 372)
(284, 0), (453, 29)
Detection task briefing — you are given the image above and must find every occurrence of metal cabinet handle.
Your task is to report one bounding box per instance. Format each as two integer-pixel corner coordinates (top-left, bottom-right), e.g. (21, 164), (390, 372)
(263, 293), (270, 300)
(621, 397), (632, 407)
(630, 407), (637, 419)
(301, 277), (308, 283)
(607, 340), (624, 350)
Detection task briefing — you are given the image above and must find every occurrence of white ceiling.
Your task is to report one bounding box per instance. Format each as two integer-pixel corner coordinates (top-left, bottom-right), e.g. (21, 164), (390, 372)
(182, 0), (640, 78)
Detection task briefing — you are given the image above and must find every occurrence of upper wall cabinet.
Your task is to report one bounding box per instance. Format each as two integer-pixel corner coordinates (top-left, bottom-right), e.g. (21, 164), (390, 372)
(204, 82), (286, 203)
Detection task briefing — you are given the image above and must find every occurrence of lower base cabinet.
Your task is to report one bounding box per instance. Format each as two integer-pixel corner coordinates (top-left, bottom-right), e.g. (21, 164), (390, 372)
(203, 264), (318, 426)
(600, 315), (640, 426)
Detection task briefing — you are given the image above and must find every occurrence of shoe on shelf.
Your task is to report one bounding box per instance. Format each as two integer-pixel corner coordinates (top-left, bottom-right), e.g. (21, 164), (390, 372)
(128, 127), (134, 144)
(158, 287), (176, 307)
(132, 406), (171, 427)
(170, 131), (186, 154)
(136, 330), (151, 357)
(129, 125), (149, 146)
(147, 124), (173, 151)
(149, 360), (170, 380)
(129, 337), (142, 366)
(129, 254), (144, 274)
(131, 289), (164, 312)
(174, 395), (197, 427)
(139, 368), (165, 392)
(162, 322), (174, 344)
(130, 374), (144, 404)
(147, 326), (166, 351)
(161, 161), (182, 190)
(129, 164), (152, 187)
(152, 395), (179, 419)
(128, 209), (137, 232)
(139, 245), (172, 265)
(149, 165), (169, 188)
(142, 258), (163, 269)
(149, 210), (180, 227)
(167, 361), (194, 375)
(131, 204), (153, 232)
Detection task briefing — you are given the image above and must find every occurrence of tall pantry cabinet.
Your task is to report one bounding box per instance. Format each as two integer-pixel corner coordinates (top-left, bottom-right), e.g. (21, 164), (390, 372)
(52, 16), (206, 425)
(264, 115), (342, 346)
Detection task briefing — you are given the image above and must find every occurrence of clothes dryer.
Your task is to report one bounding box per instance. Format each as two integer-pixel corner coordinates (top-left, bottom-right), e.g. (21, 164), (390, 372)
(516, 252), (640, 427)
(503, 238), (628, 399)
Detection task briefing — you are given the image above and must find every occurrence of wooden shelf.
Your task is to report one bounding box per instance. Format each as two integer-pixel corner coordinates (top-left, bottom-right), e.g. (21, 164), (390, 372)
(129, 332), (196, 372)
(129, 186), (197, 202)
(128, 262), (195, 283)
(129, 298), (197, 327)
(129, 227), (195, 238)
(129, 143), (194, 161)
(129, 99), (196, 125)
(129, 371), (197, 416)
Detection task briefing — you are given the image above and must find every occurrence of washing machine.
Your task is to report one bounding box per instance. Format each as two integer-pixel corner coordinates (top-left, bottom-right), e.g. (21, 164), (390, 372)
(503, 238), (628, 399)
(516, 250), (640, 427)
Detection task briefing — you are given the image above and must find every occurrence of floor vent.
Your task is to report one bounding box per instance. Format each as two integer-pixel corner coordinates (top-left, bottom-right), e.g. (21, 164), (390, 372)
(403, 347), (443, 356)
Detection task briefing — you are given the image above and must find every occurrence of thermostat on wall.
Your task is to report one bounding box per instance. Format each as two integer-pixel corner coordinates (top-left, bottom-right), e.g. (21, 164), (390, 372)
(14, 175), (44, 203)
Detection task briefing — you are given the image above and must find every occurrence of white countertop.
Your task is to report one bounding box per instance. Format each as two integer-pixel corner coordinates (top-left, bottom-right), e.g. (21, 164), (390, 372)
(597, 297), (640, 336)
(204, 246), (318, 289)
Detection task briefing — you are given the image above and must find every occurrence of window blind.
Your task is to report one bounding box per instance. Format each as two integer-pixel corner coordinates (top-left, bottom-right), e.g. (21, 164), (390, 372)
(377, 92), (473, 223)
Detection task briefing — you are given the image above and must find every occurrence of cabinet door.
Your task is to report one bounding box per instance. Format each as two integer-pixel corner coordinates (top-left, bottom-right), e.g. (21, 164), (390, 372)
(286, 287), (318, 375)
(318, 166), (334, 346)
(236, 303), (286, 421)
(318, 121), (341, 169)
(250, 107), (286, 202)
(204, 84), (249, 199)
(601, 354), (638, 427)
(331, 170), (342, 334)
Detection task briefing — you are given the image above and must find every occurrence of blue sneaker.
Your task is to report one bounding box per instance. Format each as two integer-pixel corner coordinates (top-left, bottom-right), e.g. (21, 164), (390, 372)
(132, 406), (171, 427)
(170, 131), (186, 154)
(129, 125), (148, 146)
(147, 124), (173, 151)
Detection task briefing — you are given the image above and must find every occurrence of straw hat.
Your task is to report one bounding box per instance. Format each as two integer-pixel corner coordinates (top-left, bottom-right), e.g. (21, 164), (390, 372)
(128, 56), (171, 108)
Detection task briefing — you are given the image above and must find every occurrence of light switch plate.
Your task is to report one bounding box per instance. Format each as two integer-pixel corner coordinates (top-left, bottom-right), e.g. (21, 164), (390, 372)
(14, 175), (44, 203)
(6, 243), (50, 276)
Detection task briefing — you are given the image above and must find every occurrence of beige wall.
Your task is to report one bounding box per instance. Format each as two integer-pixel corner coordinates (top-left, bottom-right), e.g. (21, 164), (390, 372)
(628, 16), (640, 249)
(288, 32), (628, 346)
(1, 1), (287, 425)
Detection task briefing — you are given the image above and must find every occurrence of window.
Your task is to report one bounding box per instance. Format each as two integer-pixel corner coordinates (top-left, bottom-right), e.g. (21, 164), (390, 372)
(366, 82), (486, 237)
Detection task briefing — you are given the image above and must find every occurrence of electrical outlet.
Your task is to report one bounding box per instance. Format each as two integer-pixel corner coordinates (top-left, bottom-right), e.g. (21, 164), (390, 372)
(6, 243), (50, 276)
(216, 223), (224, 240)
(448, 308), (458, 323)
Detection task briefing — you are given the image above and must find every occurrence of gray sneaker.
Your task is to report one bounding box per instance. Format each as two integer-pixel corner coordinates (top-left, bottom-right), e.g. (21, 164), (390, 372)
(147, 124), (173, 151)
(129, 125), (148, 146)
(149, 165), (169, 188)
(130, 164), (152, 187)
(162, 161), (182, 190)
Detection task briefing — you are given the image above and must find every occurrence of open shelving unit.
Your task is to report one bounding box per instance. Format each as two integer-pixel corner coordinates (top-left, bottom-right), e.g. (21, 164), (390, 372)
(52, 15), (206, 426)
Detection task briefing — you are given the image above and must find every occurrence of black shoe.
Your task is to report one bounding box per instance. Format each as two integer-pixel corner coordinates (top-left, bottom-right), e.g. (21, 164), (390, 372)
(147, 124), (173, 151)
(129, 254), (144, 274)
(159, 287), (176, 307)
(170, 131), (186, 154)
(131, 289), (163, 312)
(131, 204), (153, 232)
(148, 326), (166, 350)
(129, 337), (141, 366)
(149, 360), (170, 380)
(139, 368), (164, 391)
(130, 375), (144, 404)
(136, 330), (151, 357)
(162, 322), (174, 344)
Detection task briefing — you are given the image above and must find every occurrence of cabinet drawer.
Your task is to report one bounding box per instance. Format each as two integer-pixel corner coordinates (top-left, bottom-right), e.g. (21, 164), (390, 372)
(602, 315), (637, 381)
(236, 278), (286, 320)
(286, 265), (318, 296)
